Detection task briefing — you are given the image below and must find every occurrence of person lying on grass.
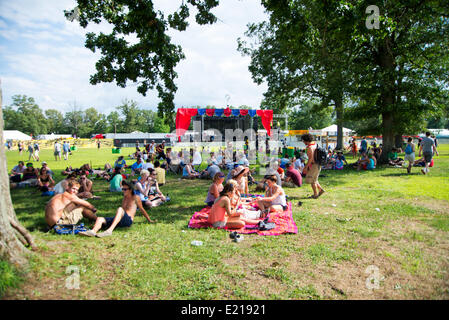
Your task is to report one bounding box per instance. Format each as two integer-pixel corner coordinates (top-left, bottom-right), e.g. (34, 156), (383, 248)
(45, 180), (98, 229)
(256, 175), (288, 214)
(207, 182), (259, 229)
(78, 181), (155, 237)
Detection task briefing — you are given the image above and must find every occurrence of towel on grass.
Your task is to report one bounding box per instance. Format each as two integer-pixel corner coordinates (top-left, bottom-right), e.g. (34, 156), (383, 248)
(188, 202), (297, 236)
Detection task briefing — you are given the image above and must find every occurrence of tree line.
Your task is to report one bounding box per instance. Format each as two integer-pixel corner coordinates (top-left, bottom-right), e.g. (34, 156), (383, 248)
(2, 95), (171, 138)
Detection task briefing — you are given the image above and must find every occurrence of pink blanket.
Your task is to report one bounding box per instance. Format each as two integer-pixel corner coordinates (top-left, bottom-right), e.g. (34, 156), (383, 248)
(187, 202), (297, 236)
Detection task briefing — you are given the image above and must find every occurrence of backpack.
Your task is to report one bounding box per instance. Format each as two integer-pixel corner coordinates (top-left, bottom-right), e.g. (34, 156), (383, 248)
(405, 144), (413, 154)
(314, 146), (328, 166)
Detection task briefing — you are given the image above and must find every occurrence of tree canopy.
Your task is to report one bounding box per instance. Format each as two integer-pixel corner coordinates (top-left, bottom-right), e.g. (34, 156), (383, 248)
(65, 0), (219, 123)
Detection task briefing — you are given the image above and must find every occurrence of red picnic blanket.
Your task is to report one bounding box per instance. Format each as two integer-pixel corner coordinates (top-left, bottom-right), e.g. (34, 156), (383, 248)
(188, 202), (297, 236)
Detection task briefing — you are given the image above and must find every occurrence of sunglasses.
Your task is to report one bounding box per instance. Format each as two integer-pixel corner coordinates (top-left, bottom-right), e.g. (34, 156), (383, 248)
(122, 188), (129, 191)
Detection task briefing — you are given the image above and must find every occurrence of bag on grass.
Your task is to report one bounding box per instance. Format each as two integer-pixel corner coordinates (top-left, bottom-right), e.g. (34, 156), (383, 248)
(53, 223), (87, 235)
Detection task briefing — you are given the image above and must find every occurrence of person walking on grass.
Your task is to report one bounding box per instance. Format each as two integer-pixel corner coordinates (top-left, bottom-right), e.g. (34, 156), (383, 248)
(78, 181), (155, 238)
(418, 132), (437, 175)
(301, 133), (325, 199)
(404, 137), (415, 174)
(63, 140), (70, 160)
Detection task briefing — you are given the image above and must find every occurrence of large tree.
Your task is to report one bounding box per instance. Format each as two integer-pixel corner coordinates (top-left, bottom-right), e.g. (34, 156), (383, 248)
(3, 95), (47, 136)
(66, 0), (219, 123)
(346, 0), (449, 160)
(0, 83), (37, 267)
(238, 0), (356, 149)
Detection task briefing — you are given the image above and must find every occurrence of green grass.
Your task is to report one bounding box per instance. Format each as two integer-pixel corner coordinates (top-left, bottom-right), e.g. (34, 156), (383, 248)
(2, 144), (449, 299)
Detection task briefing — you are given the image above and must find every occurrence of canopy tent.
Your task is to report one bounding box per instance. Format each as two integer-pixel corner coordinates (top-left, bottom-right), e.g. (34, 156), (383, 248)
(3, 130), (32, 141)
(175, 108), (273, 137)
(319, 125), (354, 136)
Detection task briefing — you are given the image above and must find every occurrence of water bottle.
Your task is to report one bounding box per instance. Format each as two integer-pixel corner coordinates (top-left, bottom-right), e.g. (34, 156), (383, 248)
(191, 240), (203, 246)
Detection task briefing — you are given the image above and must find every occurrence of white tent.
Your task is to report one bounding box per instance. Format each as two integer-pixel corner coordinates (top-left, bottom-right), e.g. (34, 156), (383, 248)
(3, 130), (32, 141)
(319, 125), (354, 136)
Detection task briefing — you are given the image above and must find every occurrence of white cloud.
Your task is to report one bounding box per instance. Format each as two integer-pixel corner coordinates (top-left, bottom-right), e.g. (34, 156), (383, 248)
(0, 0), (269, 114)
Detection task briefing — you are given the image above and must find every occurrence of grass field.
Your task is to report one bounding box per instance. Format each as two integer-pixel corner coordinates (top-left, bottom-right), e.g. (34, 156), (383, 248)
(2, 144), (449, 300)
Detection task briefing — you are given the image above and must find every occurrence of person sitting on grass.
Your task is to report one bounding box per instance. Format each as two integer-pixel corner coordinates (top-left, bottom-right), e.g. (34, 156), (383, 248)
(182, 162), (200, 179)
(10, 162), (39, 189)
(10, 161), (25, 183)
(45, 180), (98, 230)
(205, 172), (225, 207)
(388, 148), (404, 167)
(357, 152), (376, 171)
(77, 171), (100, 199)
(78, 181), (155, 238)
(284, 162), (302, 187)
(109, 167), (124, 192)
(54, 173), (77, 194)
(256, 175), (288, 215)
(114, 156), (127, 169)
(153, 160), (166, 186)
(333, 151), (348, 170)
(207, 182), (260, 229)
(147, 169), (169, 206)
(130, 157), (144, 175)
(37, 166), (55, 191)
(232, 165), (249, 195)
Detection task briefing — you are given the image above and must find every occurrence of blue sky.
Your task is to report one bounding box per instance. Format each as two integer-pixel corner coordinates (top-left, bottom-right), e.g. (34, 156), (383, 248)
(0, 0), (269, 115)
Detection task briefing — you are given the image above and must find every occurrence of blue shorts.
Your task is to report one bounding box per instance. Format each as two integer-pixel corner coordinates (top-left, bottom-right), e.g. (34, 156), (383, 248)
(104, 211), (133, 229)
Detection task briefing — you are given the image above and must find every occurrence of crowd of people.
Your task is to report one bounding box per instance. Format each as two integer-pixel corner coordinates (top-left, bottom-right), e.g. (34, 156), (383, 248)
(7, 131), (441, 237)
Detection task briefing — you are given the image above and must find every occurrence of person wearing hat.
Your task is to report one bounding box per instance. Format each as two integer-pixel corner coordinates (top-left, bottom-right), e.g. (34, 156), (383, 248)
(232, 165), (249, 195)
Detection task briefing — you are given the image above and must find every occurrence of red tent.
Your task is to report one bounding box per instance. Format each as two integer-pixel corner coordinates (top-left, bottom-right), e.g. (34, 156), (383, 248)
(94, 134), (105, 139)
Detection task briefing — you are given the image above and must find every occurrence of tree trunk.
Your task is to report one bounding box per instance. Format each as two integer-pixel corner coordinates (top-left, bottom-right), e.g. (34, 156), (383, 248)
(394, 133), (403, 149)
(0, 80), (35, 267)
(380, 111), (395, 164)
(335, 96), (344, 150)
(378, 40), (397, 164)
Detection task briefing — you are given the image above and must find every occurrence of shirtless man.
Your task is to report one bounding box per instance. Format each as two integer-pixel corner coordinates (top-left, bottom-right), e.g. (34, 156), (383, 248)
(79, 181), (155, 238)
(45, 180), (98, 229)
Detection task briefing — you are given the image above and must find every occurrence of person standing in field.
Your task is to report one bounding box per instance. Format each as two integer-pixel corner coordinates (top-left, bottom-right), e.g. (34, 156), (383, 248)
(33, 141), (40, 161)
(404, 137), (415, 174)
(54, 140), (62, 161)
(301, 133), (325, 199)
(418, 131), (437, 175)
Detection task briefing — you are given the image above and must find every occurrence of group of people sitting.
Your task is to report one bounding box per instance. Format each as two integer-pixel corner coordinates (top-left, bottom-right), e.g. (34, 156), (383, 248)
(10, 161), (55, 191)
(205, 174), (287, 230)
